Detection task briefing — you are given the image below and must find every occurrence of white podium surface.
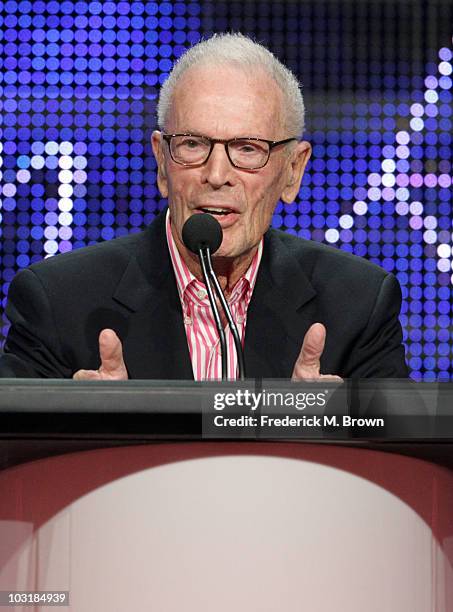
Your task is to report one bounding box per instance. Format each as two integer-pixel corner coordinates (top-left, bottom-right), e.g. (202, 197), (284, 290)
(1, 443), (452, 611)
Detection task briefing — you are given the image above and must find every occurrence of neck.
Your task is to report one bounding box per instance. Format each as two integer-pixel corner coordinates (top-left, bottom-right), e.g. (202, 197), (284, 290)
(183, 248), (255, 299)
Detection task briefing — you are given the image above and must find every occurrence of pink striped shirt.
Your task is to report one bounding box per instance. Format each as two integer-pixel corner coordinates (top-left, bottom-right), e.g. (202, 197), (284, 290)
(166, 211), (262, 381)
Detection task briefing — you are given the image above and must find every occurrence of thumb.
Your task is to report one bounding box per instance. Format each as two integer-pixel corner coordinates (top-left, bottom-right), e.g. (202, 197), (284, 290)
(98, 329), (128, 379)
(292, 323), (326, 380)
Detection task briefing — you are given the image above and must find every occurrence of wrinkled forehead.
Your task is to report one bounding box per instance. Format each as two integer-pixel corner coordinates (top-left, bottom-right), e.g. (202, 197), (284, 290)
(165, 63), (287, 138)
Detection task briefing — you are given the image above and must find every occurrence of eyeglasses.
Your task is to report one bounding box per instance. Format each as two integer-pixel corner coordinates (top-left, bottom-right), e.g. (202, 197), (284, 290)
(162, 133), (297, 170)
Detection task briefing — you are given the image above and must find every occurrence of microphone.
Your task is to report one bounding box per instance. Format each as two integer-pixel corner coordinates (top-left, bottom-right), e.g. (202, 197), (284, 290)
(182, 214), (246, 380)
(182, 212), (223, 254)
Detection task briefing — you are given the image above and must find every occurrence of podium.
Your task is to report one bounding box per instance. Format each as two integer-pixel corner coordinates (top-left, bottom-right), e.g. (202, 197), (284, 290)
(0, 380), (452, 611)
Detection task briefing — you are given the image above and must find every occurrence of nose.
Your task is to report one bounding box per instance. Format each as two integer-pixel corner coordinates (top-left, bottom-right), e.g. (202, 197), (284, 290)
(202, 142), (235, 188)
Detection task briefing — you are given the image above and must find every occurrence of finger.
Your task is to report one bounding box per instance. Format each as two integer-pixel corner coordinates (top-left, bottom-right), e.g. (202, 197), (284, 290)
(98, 328), (128, 378)
(299, 323), (326, 368)
(73, 369), (100, 380)
(318, 374), (343, 383)
(292, 323), (326, 380)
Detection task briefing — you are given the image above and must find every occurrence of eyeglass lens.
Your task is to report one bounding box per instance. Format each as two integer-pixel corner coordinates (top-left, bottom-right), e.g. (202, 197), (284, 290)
(170, 135), (269, 168)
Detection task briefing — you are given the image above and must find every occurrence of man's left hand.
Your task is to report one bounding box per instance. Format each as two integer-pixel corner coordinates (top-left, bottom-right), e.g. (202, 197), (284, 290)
(292, 323), (343, 382)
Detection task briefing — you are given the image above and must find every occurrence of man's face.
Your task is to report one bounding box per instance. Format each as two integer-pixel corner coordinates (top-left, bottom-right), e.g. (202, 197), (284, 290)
(152, 64), (311, 263)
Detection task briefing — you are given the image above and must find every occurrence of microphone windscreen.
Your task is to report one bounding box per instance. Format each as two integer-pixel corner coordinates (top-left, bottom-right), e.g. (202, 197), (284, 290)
(182, 213), (223, 254)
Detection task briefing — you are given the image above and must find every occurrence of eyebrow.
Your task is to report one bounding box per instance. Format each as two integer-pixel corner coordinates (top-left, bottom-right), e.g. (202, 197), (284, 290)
(169, 131), (270, 140)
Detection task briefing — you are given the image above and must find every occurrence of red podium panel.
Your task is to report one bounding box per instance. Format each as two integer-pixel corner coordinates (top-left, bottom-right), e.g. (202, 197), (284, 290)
(1, 442), (453, 611)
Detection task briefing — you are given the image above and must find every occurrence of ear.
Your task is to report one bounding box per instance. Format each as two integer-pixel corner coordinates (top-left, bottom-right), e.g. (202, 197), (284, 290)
(151, 130), (169, 198)
(281, 140), (312, 204)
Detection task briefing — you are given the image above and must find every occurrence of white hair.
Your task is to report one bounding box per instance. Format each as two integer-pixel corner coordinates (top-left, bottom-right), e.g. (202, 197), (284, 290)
(157, 33), (305, 137)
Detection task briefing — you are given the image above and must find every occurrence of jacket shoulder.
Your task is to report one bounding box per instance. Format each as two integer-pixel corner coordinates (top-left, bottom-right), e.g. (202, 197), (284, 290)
(27, 230), (149, 278)
(269, 229), (389, 283)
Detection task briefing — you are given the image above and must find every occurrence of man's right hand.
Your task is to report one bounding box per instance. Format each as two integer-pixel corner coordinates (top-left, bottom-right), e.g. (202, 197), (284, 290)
(73, 329), (128, 380)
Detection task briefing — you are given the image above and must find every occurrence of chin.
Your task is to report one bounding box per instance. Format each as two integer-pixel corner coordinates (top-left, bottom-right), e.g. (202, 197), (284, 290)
(213, 241), (242, 259)
(212, 250), (233, 261)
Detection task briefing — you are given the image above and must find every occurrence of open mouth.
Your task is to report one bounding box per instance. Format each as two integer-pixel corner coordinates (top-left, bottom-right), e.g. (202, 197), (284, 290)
(199, 207), (233, 216)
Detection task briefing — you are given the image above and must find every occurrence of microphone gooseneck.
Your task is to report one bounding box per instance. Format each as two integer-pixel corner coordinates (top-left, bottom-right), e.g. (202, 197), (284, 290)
(182, 214), (227, 380)
(197, 248), (228, 379)
(181, 213), (246, 380)
(202, 248), (246, 381)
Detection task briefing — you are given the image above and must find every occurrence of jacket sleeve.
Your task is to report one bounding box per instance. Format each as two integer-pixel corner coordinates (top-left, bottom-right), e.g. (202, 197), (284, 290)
(342, 273), (409, 378)
(0, 269), (72, 378)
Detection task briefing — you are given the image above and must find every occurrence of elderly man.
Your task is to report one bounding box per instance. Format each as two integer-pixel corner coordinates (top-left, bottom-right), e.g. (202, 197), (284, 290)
(0, 34), (408, 380)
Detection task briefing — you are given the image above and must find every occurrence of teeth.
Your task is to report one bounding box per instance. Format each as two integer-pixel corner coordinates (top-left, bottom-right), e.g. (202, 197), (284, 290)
(201, 207), (230, 214)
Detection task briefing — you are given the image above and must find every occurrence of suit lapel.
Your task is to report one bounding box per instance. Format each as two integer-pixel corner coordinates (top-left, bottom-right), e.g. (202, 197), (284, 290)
(111, 211), (193, 380)
(107, 214), (317, 381)
(245, 231), (317, 379)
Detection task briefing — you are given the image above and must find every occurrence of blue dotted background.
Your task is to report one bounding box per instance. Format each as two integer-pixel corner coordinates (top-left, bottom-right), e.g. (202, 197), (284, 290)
(0, 0), (452, 380)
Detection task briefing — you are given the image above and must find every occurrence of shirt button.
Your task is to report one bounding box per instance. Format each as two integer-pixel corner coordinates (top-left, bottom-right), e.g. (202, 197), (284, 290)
(236, 315), (244, 324)
(184, 316), (192, 325)
(197, 289), (207, 300)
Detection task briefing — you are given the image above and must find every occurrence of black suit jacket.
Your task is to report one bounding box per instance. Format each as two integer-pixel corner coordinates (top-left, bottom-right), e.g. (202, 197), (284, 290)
(0, 210), (408, 378)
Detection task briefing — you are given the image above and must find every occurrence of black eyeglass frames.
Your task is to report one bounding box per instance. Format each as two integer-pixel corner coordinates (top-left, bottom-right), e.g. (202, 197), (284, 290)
(162, 133), (298, 170)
